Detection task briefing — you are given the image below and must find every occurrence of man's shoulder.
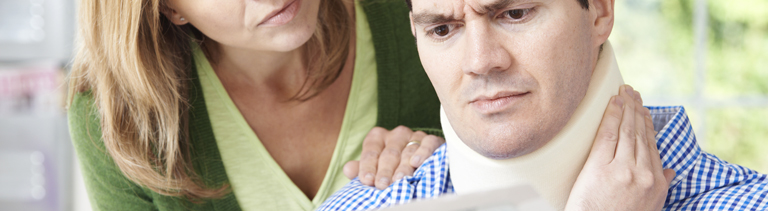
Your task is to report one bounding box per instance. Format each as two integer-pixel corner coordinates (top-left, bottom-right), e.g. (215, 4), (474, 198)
(412, 143), (450, 179)
(647, 105), (768, 210)
(317, 144), (452, 210)
(666, 151), (768, 210)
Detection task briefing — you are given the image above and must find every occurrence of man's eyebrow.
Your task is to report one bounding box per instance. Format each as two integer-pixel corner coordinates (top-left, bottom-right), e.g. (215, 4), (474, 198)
(411, 12), (459, 26)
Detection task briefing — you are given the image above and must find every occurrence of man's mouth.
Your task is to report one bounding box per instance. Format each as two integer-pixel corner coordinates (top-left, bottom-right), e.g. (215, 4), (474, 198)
(469, 91), (530, 114)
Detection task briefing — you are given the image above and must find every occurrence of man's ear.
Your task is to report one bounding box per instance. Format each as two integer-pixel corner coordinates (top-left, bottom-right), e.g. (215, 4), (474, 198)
(160, 2), (188, 25)
(590, 0), (614, 48)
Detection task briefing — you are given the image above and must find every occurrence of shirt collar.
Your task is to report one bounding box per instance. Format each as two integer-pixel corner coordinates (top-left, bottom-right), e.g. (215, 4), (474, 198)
(648, 106), (701, 185)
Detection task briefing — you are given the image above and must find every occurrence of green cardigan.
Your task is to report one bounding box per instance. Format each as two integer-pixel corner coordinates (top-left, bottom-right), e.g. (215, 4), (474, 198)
(68, 1), (441, 210)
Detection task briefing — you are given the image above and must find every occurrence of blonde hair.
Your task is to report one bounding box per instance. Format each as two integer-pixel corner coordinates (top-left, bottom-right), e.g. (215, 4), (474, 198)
(68, 0), (350, 199)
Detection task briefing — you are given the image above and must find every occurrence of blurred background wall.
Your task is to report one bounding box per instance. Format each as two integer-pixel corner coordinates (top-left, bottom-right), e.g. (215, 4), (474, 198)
(0, 0), (82, 210)
(0, 0), (765, 210)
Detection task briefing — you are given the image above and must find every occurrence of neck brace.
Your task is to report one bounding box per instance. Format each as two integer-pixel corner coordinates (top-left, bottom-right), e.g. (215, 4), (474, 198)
(442, 41), (624, 210)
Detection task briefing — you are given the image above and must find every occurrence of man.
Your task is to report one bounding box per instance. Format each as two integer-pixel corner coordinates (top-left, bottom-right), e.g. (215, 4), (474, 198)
(319, 0), (768, 210)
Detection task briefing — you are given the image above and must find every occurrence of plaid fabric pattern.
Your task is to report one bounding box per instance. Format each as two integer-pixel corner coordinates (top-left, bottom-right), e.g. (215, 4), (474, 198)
(317, 143), (453, 211)
(318, 106), (768, 211)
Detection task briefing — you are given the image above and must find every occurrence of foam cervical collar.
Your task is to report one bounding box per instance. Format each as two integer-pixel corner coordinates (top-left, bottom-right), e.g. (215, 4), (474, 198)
(442, 41), (625, 210)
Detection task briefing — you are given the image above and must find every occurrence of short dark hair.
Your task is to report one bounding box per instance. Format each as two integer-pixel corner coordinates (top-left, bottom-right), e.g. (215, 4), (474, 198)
(404, 0), (590, 11)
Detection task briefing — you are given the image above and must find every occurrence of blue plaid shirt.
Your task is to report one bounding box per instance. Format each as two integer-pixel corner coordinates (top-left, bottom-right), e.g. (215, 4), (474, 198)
(318, 106), (768, 211)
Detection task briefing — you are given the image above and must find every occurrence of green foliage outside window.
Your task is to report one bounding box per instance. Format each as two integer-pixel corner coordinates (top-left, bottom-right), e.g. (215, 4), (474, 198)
(612, 0), (768, 173)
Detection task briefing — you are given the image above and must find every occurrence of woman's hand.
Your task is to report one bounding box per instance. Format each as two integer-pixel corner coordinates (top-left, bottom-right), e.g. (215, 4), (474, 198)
(343, 126), (445, 190)
(566, 85), (676, 211)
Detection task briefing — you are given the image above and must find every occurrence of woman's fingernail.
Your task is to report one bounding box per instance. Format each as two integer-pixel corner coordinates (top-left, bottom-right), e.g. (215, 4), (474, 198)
(614, 96), (624, 108)
(365, 173), (374, 181)
(410, 156), (422, 167)
(625, 86), (635, 97)
(378, 177), (390, 187)
(394, 172), (404, 181)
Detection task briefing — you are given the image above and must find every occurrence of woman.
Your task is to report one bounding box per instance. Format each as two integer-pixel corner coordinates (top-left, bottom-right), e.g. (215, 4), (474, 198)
(68, 0), (444, 210)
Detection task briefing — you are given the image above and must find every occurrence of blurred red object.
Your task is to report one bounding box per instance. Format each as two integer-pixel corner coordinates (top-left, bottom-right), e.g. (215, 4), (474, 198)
(0, 63), (64, 114)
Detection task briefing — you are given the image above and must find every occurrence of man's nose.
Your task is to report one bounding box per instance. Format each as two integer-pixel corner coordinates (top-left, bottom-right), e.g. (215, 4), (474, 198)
(460, 21), (512, 76)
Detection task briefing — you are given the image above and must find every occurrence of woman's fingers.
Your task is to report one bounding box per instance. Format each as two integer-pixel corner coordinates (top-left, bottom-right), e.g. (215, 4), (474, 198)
(358, 127), (387, 186)
(392, 131), (427, 181)
(615, 85), (638, 164)
(588, 95), (625, 164)
(355, 126), (444, 189)
(392, 159), (416, 182)
(343, 161), (360, 180)
(409, 135), (445, 168)
(374, 126), (412, 189)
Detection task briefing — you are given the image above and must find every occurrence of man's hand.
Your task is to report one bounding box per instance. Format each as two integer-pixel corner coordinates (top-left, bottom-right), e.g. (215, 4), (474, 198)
(566, 85), (676, 211)
(343, 126), (445, 190)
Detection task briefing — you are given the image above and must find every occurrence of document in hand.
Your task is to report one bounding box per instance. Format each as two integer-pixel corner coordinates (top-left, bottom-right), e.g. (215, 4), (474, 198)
(380, 185), (556, 211)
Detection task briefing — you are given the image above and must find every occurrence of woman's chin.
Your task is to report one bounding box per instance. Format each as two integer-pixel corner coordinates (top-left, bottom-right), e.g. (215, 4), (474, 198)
(268, 31), (315, 52)
(244, 20), (316, 52)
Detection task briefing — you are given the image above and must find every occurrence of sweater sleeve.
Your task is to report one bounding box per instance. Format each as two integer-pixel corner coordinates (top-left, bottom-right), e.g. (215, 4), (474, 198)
(68, 92), (158, 211)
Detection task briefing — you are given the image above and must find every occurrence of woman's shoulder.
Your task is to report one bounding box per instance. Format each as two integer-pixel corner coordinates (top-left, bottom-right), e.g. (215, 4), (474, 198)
(68, 90), (102, 145)
(67, 90), (113, 181)
(66, 91), (171, 210)
(67, 90), (111, 172)
(69, 90), (96, 115)
(68, 90), (99, 139)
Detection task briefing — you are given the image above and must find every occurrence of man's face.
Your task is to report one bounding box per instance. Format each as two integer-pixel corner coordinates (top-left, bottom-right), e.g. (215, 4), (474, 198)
(411, 0), (610, 159)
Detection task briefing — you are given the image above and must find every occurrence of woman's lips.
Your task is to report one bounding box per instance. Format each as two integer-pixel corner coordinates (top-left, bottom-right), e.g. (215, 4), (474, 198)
(469, 91), (530, 115)
(259, 0), (301, 27)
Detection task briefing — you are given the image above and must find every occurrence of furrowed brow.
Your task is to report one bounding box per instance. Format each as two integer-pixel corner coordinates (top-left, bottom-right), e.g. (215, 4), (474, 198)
(480, 0), (520, 14)
(411, 0), (525, 25)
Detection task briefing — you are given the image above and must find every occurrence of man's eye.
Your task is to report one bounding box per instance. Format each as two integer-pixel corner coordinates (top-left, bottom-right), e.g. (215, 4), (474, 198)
(503, 9), (531, 20)
(432, 25), (451, 37)
(425, 24), (461, 42)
